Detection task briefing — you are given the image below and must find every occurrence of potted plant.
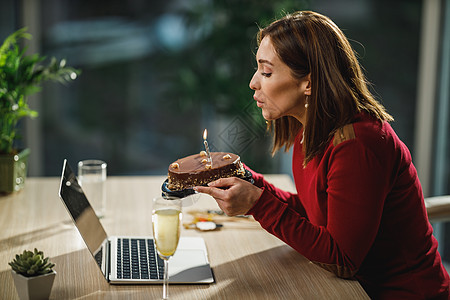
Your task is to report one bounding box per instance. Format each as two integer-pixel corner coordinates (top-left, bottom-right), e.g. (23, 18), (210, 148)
(0, 28), (79, 193)
(9, 248), (56, 300)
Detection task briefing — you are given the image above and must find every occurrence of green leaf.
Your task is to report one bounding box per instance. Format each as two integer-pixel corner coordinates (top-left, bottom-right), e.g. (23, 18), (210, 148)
(0, 28), (81, 154)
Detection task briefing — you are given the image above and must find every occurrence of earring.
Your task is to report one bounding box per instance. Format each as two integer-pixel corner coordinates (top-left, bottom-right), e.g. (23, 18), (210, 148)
(304, 103), (309, 108)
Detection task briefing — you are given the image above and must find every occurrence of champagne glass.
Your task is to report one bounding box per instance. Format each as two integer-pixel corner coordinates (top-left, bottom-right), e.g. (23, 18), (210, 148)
(152, 197), (182, 299)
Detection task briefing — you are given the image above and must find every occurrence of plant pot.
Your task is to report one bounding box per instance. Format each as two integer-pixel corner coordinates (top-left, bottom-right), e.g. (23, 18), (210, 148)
(0, 148), (30, 193)
(11, 270), (56, 300)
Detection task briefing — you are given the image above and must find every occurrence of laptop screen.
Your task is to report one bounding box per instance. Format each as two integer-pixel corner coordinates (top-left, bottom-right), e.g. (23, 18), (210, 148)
(59, 160), (108, 256)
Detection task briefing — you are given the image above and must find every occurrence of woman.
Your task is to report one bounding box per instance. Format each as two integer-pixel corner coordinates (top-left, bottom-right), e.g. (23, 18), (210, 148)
(194, 11), (449, 298)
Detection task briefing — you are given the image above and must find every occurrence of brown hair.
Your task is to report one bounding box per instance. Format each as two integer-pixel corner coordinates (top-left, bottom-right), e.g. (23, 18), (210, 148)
(258, 11), (393, 165)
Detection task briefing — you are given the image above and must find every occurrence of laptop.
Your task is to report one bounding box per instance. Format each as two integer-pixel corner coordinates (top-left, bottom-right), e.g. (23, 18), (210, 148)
(58, 159), (214, 284)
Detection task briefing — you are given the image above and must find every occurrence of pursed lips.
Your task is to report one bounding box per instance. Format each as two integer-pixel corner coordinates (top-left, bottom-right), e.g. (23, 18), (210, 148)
(253, 95), (264, 107)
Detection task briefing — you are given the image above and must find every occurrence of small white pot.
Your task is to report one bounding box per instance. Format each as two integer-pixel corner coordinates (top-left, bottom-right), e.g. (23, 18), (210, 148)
(11, 270), (56, 300)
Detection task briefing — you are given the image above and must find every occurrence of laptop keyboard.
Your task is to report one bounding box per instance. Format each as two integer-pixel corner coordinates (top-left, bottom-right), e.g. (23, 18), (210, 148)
(116, 238), (164, 280)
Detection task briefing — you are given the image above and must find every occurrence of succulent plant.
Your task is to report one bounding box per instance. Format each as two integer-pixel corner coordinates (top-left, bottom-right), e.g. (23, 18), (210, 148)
(9, 248), (55, 277)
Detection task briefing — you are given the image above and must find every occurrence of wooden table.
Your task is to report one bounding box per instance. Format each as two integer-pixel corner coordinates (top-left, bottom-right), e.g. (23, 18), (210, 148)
(0, 175), (369, 299)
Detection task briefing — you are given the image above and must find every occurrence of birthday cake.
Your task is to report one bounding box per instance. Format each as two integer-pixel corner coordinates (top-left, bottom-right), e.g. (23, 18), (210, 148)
(167, 151), (245, 191)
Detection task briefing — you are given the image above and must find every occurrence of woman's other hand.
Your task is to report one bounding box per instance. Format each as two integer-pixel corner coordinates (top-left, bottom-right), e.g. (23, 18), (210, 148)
(194, 177), (263, 216)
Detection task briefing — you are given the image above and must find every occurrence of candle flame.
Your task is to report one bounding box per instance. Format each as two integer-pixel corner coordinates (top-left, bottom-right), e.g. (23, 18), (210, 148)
(203, 129), (207, 140)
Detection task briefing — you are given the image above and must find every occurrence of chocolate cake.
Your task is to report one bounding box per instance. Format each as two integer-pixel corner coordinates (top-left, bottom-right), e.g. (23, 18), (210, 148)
(167, 151), (245, 190)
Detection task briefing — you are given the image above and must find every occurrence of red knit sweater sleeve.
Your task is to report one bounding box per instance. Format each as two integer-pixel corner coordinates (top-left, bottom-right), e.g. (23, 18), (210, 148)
(243, 164), (307, 217)
(247, 128), (391, 278)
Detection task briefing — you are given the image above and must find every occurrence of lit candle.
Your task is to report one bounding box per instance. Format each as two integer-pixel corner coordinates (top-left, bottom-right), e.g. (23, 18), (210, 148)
(203, 129), (212, 167)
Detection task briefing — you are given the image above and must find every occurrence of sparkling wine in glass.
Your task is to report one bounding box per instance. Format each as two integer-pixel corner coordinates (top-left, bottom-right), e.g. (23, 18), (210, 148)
(152, 197), (182, 300)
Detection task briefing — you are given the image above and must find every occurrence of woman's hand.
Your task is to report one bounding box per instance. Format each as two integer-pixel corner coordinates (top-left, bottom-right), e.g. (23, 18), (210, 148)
(194, 177), (263, 216)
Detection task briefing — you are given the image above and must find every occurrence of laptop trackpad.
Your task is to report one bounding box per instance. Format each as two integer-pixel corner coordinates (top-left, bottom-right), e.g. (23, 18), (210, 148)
(169, 249), (214, 283)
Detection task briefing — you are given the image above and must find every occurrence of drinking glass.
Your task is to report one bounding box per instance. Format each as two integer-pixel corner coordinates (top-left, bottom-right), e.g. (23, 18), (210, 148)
(78, 159), (107, 218)
(152, 197), (182, 300)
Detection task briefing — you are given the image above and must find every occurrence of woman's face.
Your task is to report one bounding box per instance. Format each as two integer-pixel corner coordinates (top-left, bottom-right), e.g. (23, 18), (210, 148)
(249, 36), (310, 123)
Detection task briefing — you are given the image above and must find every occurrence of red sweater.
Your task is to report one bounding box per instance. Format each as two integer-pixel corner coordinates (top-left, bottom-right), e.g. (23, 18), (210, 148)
(247, 113), (449, 299)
